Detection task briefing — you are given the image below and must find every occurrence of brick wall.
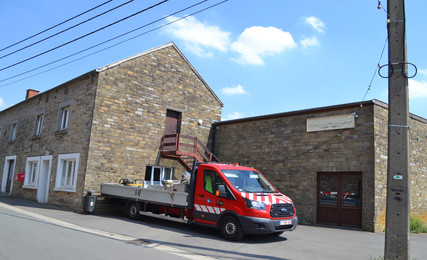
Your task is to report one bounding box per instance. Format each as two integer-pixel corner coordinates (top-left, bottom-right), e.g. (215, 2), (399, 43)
(84, 44), (222, 192)
(373, 104), (427, 232)
(213, 104), (376, 230)
(0, 73), (97, 211)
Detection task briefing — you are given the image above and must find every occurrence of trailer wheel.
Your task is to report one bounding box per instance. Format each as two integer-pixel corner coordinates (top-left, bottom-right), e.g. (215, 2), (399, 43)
(219, 215), (244, 241)
(127, 202), (142, 220)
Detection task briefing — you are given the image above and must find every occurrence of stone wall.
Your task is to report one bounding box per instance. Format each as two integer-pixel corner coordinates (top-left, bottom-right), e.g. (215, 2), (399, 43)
(373, 104), (427, 232)
(0, 73), (98, 211)
(84, 44), (222, 192)
(213, 104), (376, 230)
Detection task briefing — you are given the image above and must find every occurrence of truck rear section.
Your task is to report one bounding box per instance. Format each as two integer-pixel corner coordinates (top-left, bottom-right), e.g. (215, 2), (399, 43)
(100, 162), (297, 240)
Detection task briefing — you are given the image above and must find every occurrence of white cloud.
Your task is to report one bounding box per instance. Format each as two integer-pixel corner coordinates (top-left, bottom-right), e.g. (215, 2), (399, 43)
(222, 111), (244, 121)
(418, 68), (427, 76)
(409, 79), (427, 98)
(0, 97), (6, 110)
(221, 84), (247, 95)
(163, 16), (231, 57)
(300, 36), (319, 48)
(231, 26), (297, 66)
(304, 16), (325, 33)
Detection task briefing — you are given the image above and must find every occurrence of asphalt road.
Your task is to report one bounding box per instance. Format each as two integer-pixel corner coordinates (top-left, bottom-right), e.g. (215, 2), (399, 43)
(0, 197), (426, 260)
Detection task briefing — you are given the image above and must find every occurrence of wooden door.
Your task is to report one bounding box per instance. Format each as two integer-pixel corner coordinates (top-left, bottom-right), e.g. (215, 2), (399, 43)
(163, 110), (181, 151)
(317, 172), (362, 228)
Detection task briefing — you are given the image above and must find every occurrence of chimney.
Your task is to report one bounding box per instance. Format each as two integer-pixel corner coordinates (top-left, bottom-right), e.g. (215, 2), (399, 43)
(26, 89), (40, 100)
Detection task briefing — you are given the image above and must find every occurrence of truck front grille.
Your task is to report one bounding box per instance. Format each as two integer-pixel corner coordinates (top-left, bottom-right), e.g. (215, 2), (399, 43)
(270, 203), (295, 218)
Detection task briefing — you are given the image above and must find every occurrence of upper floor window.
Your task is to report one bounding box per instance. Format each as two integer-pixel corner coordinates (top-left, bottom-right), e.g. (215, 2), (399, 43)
(57, 100), (72, 132)
(34, 114), (44, 137)
(9, 121), (18, 143)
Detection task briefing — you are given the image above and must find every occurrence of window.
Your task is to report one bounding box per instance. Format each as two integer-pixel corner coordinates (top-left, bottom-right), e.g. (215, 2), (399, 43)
(57, 100), (72, 132)
(24, 157), (40, 189)
(9, 121), (18, 142)
(203, 170), (227, 195)
(34, 114), (44, 137)
(144, 166), (174, 187)
(54, 153), (79, 192)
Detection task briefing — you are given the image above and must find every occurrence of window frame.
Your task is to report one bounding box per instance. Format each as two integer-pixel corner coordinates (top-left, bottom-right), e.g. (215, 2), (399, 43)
(33, 113), (44, 137)
(54, 153), (80, 192)
(144, 165), (174, 187)
(56, 100), (72, 132)
(9, 120), (18, 143)
(23, 156), (41, 189)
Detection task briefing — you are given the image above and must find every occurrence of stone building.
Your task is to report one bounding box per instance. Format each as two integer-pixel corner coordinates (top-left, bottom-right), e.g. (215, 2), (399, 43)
(0, 42), (222, 211)
(212, 100), (426, 232)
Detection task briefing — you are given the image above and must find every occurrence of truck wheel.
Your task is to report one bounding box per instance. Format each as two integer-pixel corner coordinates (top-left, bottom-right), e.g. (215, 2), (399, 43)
(127, 202), (142, 220)
(219, 215), (244, 241)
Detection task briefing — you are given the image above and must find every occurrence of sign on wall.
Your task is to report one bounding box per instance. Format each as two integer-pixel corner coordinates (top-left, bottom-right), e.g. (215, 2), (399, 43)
(307, 114), (355, 132)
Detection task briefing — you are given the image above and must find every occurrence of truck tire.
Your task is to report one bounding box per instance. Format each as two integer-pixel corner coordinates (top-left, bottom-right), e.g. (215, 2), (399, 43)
(219, 215), (244, 241)
(127, 202), (142, 220)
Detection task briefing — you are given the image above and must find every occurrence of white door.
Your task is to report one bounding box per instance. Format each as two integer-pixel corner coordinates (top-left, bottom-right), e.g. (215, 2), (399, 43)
(37, 156), (52, 203)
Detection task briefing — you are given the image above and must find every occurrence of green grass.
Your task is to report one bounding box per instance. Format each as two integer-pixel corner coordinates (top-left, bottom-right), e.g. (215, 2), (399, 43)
(410, 216), (427, 234)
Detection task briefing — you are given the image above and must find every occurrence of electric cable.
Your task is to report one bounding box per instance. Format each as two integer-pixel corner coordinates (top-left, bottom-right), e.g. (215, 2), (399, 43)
(0, 0), (134, 60)
(0, 0), (169, 72)
(0, 0), (208, 84)
(0, 0), (113, 53)
(0, 0), (229, 88)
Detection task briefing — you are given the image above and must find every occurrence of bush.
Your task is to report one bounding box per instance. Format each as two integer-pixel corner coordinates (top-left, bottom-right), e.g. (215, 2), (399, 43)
(410, 216), (427, 234)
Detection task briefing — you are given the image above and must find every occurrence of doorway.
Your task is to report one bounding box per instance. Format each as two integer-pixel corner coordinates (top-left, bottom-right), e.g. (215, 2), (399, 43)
(1, 156), (16, 195)
(165, 109), (181, 136)
(317, 172), (362, 228)
(37, 156), (52, 203)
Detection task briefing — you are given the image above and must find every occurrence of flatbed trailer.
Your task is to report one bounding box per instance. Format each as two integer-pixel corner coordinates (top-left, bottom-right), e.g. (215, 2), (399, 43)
(100, 162), (298, 240)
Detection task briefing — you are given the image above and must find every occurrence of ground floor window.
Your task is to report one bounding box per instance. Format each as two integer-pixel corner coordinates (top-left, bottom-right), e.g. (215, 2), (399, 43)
(23, 157), (40, 189)
(144, 166), (174, 187)
(54, 153), (80, 192)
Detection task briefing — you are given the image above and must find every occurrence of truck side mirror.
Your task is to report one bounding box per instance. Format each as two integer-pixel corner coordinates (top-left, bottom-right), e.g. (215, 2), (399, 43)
(217, 185), (228, 198)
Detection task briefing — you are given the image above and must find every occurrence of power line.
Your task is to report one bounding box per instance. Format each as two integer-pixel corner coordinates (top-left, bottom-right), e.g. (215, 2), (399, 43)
(0, 0), (113, 53)
(0, 0), (229, 88)
(0, 0), (169, 72)
(0, 0), (208, 84)
(0, 0), (134, 60)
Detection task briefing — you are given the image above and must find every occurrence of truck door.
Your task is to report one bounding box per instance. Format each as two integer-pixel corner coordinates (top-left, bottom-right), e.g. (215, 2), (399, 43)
(193, 169), (230, 226)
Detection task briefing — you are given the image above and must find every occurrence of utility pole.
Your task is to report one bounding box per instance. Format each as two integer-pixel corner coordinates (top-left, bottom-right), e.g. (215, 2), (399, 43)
(384, 0), (410, 259)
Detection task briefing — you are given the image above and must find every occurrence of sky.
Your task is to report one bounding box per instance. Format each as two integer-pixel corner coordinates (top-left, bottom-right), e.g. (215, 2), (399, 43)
(1, 0), (427, 121)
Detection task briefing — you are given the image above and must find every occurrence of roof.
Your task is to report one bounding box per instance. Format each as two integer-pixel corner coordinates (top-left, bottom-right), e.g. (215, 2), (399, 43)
(214, 99), (427, 126)
(96, 42), (223, 107)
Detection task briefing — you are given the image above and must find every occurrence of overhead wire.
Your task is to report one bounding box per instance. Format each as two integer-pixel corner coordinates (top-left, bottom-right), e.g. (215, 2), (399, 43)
(0, 0), (229, 88)
(0, 0), (135, 60)
(0, 0), (208, 84)
(0, 0), (169, 72)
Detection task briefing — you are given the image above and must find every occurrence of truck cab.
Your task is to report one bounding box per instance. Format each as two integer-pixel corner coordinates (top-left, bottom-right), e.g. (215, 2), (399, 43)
(192, 162), (297, 240)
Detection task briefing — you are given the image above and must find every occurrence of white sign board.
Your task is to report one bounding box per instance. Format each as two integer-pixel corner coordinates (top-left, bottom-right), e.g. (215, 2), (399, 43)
(307, 114), (355, 132)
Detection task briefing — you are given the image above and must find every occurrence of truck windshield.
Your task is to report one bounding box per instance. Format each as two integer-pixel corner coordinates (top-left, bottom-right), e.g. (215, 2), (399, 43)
(221, 170), (276, 193)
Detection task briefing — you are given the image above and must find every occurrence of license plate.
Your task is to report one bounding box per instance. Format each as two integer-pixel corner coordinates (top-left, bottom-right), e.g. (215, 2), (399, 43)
(280, 220), (292, 225)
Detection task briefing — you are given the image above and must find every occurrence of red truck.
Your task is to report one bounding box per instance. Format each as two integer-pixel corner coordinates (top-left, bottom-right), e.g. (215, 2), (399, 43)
(100, 162), (297, 240)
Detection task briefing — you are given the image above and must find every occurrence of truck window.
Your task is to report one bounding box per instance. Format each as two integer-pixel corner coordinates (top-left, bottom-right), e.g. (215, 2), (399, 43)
(203, 170), (227, 195)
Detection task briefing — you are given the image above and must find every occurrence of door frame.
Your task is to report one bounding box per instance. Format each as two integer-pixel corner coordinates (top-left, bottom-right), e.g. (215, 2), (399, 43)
(37, 155), (52, 203)
(1, 155), (17, 194)
(317, 172), (362, 228)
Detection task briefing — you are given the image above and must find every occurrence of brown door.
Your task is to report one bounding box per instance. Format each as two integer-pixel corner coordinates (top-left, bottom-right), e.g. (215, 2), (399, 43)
(317, 172), (362, 228)
(163, 110), (181, 151)
(165, 110), (181, 135)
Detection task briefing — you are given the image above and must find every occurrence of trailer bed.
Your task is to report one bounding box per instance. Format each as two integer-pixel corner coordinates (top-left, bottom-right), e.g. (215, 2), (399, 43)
(101, 183), (189, 207)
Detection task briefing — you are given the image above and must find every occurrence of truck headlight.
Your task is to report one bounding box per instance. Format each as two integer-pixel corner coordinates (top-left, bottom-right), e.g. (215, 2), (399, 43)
(243, 198), (266, 211)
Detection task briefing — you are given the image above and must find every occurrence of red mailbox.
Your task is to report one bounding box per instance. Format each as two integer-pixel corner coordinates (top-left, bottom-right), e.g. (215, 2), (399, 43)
(16, 172), (25, 182)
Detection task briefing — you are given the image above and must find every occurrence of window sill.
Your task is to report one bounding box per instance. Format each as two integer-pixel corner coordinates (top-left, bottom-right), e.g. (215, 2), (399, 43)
(54, 187), (76, 193)
(22, 184), (37, 189)
(55, 129), (68, 135)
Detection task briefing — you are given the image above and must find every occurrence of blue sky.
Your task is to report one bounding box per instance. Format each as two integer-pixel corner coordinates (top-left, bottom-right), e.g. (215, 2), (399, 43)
(1, 0), (426, 120)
